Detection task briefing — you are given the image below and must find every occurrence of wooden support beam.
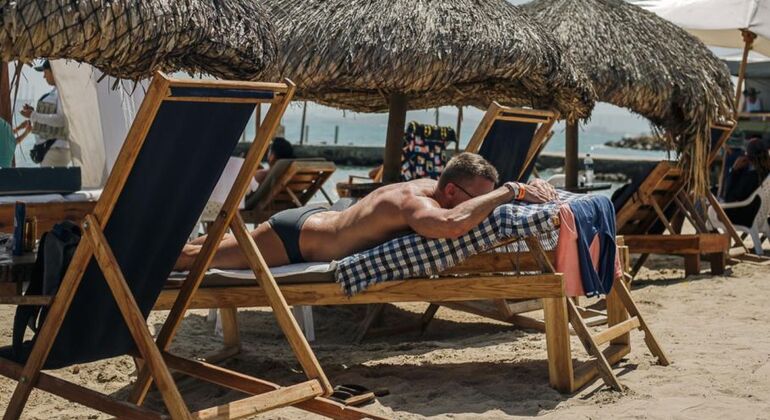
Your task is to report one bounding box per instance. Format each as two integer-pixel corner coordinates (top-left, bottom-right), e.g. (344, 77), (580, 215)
(0, 359), (166, 420)
(593, 317), (640, 346)
(154, 274), (565, 310)
(191, 381), (323, 420)
(383, 93), (408, 183)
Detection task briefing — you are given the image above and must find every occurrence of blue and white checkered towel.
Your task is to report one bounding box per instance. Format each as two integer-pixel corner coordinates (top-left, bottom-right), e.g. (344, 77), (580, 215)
(335, 191), (583, 295)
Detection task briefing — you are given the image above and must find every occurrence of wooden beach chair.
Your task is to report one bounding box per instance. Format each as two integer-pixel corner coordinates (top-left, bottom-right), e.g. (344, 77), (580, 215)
(0, 73), (377, 419)
(240, 158), (336, 225)
(616, 121), (745, 277)
(157, 215), (669, 394)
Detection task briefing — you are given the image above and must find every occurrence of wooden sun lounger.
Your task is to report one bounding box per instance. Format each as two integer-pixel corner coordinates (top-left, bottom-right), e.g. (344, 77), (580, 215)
(618, 121), (746, 277)
(0, 73), (379, 420)
(157, 236), (668, 394)
(240, 158), (336, 225)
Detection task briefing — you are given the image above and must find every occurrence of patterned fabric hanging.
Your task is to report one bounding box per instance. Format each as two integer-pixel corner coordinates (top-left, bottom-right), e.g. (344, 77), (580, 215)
(400, 121), (457, 181)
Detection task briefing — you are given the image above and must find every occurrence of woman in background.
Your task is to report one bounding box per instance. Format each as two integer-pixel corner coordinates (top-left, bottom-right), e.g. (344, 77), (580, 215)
(254, 137), (294, 184)
(721, 139), (770, 226)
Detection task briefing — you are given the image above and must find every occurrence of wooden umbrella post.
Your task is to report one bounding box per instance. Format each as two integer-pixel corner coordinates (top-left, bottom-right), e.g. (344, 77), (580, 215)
(565, 119), (579, 189)
(299, 101), (307, 145)
(734, 30), (757, 118)
(455, 106), (463, 152)
(0, 62), (11, 123)
(383, 93), (408, 184)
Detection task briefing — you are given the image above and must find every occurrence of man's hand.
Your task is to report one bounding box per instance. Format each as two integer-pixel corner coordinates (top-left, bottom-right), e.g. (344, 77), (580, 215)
(20, 104), (33, 118)
(522, 178), (558, 203)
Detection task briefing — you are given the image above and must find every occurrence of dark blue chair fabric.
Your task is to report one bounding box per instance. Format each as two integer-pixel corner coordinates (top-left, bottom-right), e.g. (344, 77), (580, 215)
(478, 120), (537, 183)
(5, 96), (258, 368)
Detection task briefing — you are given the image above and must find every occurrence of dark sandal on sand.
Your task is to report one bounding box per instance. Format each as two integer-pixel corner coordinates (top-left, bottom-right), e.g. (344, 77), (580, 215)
(329, 384), (389, 406)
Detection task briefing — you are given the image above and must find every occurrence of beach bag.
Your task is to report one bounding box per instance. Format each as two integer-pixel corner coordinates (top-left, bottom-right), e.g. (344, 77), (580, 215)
(29, 139), (57, 164)
(10, 221), (81, 358)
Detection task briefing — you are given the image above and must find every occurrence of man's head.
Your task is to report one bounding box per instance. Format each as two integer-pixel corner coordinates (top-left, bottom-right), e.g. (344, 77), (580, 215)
(34, 60), (55, 86)
(268, 137), (294, 164)
(435, 152), (498, 208)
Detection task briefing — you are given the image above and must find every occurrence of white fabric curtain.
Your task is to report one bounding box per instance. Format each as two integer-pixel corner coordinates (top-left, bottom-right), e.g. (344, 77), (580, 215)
(93, 74), (147, 175)
(637, 0), (770, 55)
(50, 60), (147, 188)
(50, 60), (105, 188)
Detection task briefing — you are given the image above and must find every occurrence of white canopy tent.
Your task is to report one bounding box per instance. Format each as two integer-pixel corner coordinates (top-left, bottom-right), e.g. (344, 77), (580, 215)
(638, 0), (770, 109)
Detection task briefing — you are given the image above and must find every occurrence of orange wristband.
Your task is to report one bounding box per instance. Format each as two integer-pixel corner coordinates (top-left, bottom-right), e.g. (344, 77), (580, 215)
(516, 184), (526, 200)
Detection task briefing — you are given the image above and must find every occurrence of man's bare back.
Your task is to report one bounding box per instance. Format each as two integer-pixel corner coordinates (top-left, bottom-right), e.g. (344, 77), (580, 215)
(176, 154), (557, 270)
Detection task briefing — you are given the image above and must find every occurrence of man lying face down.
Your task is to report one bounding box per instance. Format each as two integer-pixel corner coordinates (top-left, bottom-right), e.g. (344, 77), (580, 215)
(176, 153), (558, 270)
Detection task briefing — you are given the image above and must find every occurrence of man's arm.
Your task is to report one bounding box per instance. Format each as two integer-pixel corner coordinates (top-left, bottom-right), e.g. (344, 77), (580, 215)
(403, 186), (517, 239)
(30, 95), (66, 128)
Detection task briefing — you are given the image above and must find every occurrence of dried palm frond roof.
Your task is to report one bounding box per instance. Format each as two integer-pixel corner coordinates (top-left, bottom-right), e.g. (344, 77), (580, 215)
(0, 0), (276, 80)
(523, 0), (735, 193)
(263, 0), (594, 120)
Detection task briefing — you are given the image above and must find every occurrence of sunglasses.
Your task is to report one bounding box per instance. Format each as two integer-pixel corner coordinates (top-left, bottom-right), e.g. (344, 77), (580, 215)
(452, 182), (479, 199)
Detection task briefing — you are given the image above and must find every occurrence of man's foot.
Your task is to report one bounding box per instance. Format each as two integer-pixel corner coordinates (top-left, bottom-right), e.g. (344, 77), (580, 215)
(174, 244), (202, 271)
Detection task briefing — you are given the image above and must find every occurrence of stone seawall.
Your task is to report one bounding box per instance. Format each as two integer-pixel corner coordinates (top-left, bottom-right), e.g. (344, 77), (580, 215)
(235, 143), (666, 181)
(291, 145), (663, 180)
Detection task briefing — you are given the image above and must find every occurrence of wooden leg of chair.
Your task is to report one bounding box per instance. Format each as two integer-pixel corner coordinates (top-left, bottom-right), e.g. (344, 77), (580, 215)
(708, 253), (726, 275)
(611, 280), (670, 366)
(606, 287), (630, 346)
(683, 254), (700, 276)
(630, 253), (649, 278)
(3, 241), (94, 420)
(420, 304), (441, 334)
(543, 297), (574, 393)
(354, 304), (386, 344)
(218, 308), (241, 360)
(566, 299), (623, 392)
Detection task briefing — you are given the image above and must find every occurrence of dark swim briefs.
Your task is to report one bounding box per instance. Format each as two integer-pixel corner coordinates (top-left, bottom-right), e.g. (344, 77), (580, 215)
(267, 205), (327, 263)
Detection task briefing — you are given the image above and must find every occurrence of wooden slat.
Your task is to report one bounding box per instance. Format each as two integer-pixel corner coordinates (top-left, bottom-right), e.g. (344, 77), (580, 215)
(623, 234), (712, 254)
(154, 274), (565, 310)
(161, 353), (384, 420)
(0, 296), (52, 306)
(165, 77), (290, 93)
(164, 97), (278, 104)
(592, 317), (640, 346)
(0, 358), (166, 420)
(571, 344), (631, 392)
(191, 381), (323, 420)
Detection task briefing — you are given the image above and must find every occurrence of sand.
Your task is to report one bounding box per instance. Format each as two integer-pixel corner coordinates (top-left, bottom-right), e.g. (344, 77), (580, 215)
(1, 254), (769, 419)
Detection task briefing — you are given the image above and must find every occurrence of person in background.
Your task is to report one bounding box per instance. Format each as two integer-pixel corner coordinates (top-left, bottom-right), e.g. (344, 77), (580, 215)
(254, 137), (294, 183)
(721, 139), (770, 226)
(20, 59), (70, 167)
(743, 87), (764, 113)
(0, 118), (32, 167)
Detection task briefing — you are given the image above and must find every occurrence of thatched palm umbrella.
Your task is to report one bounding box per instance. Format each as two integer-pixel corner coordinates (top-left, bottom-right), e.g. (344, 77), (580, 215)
(0, 0), (276, 80)
(523, 0), (735, 194)
(264, 0), (594, 183)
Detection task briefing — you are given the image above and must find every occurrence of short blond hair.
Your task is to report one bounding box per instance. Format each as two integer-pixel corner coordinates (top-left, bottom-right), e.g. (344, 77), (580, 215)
(438, 153), (499, 188)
